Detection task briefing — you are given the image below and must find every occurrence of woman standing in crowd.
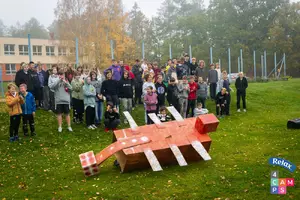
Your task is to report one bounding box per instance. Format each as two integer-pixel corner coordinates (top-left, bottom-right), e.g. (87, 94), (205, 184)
(71, 71), (84, 124)
(90, 69), (103, 126)
(101, 70), (119, 108)
(48, 65), (59, 112)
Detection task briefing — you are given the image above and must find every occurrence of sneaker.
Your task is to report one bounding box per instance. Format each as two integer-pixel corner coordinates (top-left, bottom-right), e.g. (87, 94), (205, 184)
(14, 136), (19, 141)
(58, 127), (63, 133)
(112, 128), (118, 131)
(113, 159), (120, 167)
(92, 124), (97, 129)
(243, 109), (247, 112)
(48, 110), (52, 112)
(31, 132), (36, 136)
(104, 128), (109, 132)
(237, 109), (241, 112)
(88, 126), (95, 130)
(9, 137), (15, 142)
(67, 127), (73, 132)
(24, 133), (29, 137)
(124, 120), (128, 124)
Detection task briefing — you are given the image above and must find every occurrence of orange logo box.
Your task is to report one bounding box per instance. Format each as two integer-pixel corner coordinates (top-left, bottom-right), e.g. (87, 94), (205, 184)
(279, 178), (286, 186)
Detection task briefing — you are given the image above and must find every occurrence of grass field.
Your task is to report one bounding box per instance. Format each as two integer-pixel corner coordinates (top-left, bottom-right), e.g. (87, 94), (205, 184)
(0, 79), (299, 200)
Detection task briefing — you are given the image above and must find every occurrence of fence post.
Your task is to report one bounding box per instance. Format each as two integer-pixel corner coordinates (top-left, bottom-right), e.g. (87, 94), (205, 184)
(240, 48), (243, 72)
(169, 44), (172, 59)
(110, 40), (114, 59)
(189, 45), (192, 63)
(274, 52), (277, 78)
(264, 50), (267, 79)
(28, 34), (32, 62)
(0, 67), (4, 97)
(210, 47), (213, 64)
(261, 55), (264, 78)
(142, 41), (145, 60)
(238, 57), (240, 72)
(253, 50), (256, 81)
(75, 38), (79, 67)
(283, 53), (286, 77)
(228, 48), (231, 81)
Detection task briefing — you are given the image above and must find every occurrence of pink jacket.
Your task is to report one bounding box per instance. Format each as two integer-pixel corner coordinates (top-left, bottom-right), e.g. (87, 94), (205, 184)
(144, 92), (158, 111)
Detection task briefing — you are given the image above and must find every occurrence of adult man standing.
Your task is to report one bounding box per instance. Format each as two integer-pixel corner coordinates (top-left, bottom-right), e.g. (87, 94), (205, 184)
(235, 72), (248, 112)
(208, 63), (218, 100)
(15, 63), (34, 95)
(132, 59), (143, 105)
(184, 53), (191, 74)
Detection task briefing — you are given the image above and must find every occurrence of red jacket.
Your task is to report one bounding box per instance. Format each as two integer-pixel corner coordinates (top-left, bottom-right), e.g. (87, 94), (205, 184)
(188, 82), (198, 100)
(125, 65), (135, 80)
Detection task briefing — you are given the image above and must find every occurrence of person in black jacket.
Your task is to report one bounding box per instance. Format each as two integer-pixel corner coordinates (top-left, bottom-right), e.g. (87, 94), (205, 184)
(167, 78), (180, 113)
(42, 65), (50, 111)
(101, 70), (119, 108)
(155, 75), (167, 113)
(190, 57), (198, 76)
(216, 88), (229, 118)
(104, 102), (120, 132)
(15, 63), (34, 94)
(235, 72), (248, 112)
(132, 59), (143, 105)
(118, 71), (133, 123)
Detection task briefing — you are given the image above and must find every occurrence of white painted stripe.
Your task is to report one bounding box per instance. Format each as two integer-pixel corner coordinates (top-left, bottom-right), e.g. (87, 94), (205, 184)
(123, 111), (138, 130)
(122, 129), (128, 138)
(130, 147), (135, 153)
(167, 106), (184, 121)
(191, 141), (211, 161)
(144, 148), (163, 171)
(148, 113), (163, 125)
(169, 144), (188, 166)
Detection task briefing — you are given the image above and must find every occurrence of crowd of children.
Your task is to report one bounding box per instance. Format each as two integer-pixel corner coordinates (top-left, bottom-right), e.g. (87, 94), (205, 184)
(6, 56), (248, 142)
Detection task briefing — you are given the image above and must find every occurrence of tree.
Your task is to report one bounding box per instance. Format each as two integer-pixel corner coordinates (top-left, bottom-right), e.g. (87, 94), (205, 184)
(55, 0), (136, 68)
(6, 18), (48, 39)
(0, 19), (6, 36)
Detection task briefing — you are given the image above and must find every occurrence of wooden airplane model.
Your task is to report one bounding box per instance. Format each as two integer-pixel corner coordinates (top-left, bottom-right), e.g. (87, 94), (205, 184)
(79, 106), (219, 176)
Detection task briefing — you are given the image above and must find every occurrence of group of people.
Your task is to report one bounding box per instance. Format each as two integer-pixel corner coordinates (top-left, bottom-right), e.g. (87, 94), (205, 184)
(5, 54), (248, 142)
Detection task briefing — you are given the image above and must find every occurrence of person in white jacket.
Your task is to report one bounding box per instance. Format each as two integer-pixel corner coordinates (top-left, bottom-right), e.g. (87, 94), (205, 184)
(48, 65), (59, 112)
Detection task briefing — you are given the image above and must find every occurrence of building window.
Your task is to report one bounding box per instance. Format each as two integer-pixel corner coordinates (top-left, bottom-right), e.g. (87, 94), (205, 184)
(19, 45), (29, 55)
(69, 47), (75, 55)
(58, 47), (67, 56)
(4, 44), (15, 55)
(33, 45), (42, 56)
(46, 46), (55, 56)
(5, 64), (16, 75)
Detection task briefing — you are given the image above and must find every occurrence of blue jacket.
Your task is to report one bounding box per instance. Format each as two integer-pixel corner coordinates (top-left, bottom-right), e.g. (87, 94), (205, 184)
(21, 92), (36, 115)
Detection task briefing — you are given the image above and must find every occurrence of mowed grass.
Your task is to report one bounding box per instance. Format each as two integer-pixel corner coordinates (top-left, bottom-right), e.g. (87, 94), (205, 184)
(0, 79), (300, 200)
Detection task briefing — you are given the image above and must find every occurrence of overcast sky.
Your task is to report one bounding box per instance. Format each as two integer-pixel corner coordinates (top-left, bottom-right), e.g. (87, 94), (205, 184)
(0, 0), (299, 28)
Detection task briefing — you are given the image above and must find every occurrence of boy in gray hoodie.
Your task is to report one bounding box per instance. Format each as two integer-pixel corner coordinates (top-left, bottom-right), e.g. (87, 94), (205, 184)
(83, 76), (97, 130)
(49, 69), (73, 133)
(177, 76), (190, 118)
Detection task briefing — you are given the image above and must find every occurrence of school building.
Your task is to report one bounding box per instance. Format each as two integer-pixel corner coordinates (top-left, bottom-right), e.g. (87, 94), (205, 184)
(0, 37), (73, 82)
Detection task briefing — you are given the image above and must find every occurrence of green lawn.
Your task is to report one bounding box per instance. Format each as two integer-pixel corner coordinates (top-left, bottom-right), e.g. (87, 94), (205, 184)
(0, 79), (299, 200)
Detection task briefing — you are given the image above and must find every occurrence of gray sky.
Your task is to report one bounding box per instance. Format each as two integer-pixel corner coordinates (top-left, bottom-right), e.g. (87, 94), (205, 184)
(0, 0), (299, 28)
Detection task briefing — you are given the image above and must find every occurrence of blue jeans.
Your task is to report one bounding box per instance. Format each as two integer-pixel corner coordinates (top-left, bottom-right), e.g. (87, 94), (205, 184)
(95, 101), (103, 124)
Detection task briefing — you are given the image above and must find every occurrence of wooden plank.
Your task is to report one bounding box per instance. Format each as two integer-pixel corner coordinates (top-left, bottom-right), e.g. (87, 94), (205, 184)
(143, 148), (163, 171)
(167, 106), (184, 121)
(123, 111), (138, 131)
(148, 113), (165, 129)
(187, 136), (211, 161)
(169, 144), (188, 166)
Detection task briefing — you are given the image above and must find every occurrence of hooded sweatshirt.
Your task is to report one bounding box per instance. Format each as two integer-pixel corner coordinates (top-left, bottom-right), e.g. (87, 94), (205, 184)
(91, 76), (103, 102)
(104, 65), (122, 81)
(195, 67), (206, 80)
(208, 69), (218, 84)
(83, 78), (96, 109)
(6, 92), (24, 116)
(167, 66), (177, 81)
(176, 64), (189, 80)
(71, 78), (84, 100)
(49, 79), (72, 106)
(118, 76), (133, 98)
(48, 74), (60, 92)
(197, 82), (208, 98)
(155, 82), (167, 104)
(101, 79), (118, 96)
(190, 62), (198, 75)
(144, 92), (158, 111)
(20, 92), (36, 115)
(188, 82), (198, 100)
(177, 82), (190, 99)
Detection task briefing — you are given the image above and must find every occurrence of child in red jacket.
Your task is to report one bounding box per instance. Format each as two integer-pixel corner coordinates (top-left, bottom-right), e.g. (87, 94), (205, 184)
(187, 76), (198, 118)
